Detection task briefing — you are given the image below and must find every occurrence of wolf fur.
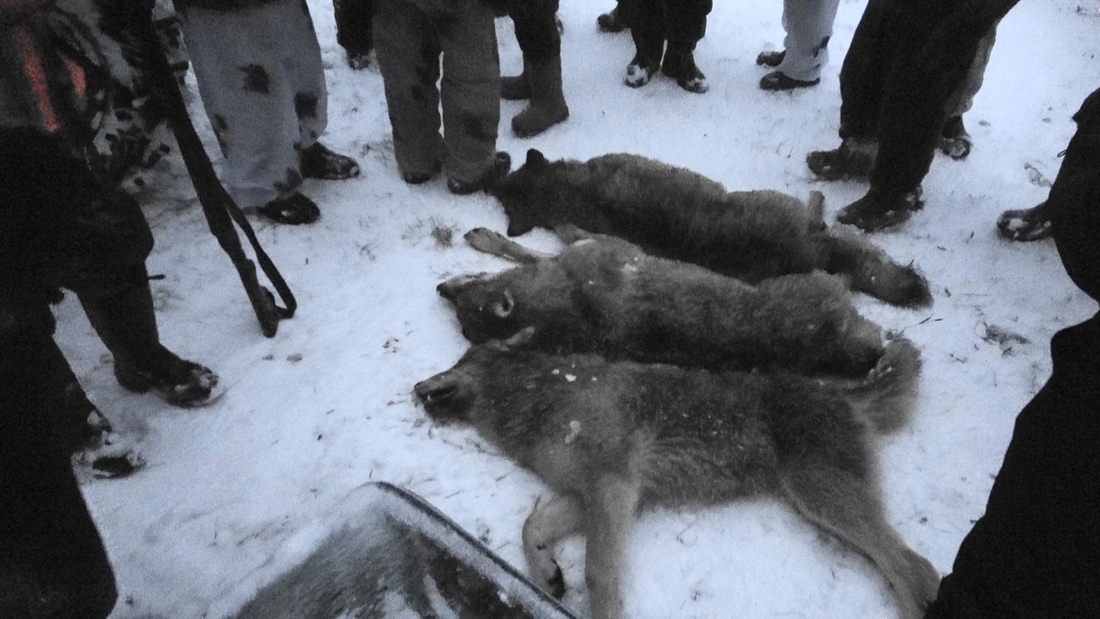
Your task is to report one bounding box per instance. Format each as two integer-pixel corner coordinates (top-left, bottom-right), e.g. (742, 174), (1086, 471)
(439, 227), (885, 377)
(414, 332), (939, 619)
(490, 149), (933, 308)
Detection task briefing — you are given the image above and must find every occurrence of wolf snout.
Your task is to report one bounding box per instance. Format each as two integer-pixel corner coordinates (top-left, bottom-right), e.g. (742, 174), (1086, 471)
(414, 372), (468, 419)
(437, 274), (485, 301)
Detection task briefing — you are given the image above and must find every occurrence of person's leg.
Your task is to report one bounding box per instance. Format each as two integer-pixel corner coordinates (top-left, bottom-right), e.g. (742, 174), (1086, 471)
(806, 0), (894, 180)
(176, 4), (306, 214)
(0, 317), (118, 619)
(334, 0), (375, 69)
(660, 0), (711, 93)
(280, 0), (360, 180)
(507, 0), (569, 137)
(939, 22), (998, 160)
(840, 0), (1018, 231)
(437, 0), (507, 192)
(372, 0), (447, 184)
(624, 0), (666, 87)
(760, 0), (840, 90)
(74, 263), (218, 408)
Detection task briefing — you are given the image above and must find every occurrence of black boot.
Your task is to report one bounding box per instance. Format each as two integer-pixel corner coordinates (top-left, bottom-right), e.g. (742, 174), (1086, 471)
(807, 138), (879, 181)
(997, 200), (1052, 242)
(939, 115), (973, 160)
(512, 58), (570, 138)
(836, 186), (924, 232)
(41, 335), (143, 478)
(661, 44), (708, 94)
(77, 269), (218, 407)
(597, 6), (626, 33)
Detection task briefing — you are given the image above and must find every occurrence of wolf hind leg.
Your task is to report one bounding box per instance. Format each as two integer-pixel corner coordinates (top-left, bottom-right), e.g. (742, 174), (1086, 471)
(522, 493), (584, 598)
(464, 227), (552, 263)
(584, 474), (642, 619)
(779, 469), (940, 619)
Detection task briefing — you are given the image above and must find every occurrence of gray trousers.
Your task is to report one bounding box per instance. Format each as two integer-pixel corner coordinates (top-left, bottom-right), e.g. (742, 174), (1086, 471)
(776, 0), (841, 82)
(373, 0), (500, 184)
(177, 0), (328, 208)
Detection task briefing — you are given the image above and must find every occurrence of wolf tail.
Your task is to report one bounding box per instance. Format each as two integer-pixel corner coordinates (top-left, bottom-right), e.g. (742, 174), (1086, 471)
(814, 227), (933, 308)
(841, 337), (922, 434)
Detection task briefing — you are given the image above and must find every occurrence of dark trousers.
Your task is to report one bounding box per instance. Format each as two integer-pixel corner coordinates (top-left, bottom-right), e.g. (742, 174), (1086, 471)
(624, 0), (712, 64)
(509, 0), (559, 63)
(839, 0), (1018, 197)
(333, 0), (374, 55)
(0, 320), (117, 618)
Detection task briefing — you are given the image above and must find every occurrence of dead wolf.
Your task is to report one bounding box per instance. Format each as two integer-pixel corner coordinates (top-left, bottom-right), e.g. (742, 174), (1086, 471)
(490, 149), (933, 308)
(439, 227), (885, 377)
(414, 331), (939, 619)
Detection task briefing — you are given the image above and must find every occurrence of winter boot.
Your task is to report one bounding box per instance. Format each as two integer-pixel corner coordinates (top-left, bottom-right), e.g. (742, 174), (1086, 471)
(756, 50), (785, 67)
(661, 47), (708, 94)
(759, 70), (819, 91)
(41, 337), (144, 478)
(939, 115), (973, 160)
(259, 192), (321, 225)
(807, 138), (879, 181)
(77, 271), (218, 408)
(299, 142), (360, 180)
(512, 58), (570, 138)
(836, 186), (924, 232)
(997, 200), (1052, 242)
(624, 50), (661, 88)
(597, 6), (626, 33)
(447, 151), (513, 195)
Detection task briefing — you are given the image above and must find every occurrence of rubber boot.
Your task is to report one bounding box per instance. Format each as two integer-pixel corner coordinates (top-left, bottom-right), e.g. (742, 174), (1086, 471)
(77, 267), (217, 407)
(512, 57), (569, 138)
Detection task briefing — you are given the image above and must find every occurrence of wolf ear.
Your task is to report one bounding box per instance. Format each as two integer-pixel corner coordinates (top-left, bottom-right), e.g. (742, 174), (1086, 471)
(487, 289), (515, 318)
(525, 149), (548, 170)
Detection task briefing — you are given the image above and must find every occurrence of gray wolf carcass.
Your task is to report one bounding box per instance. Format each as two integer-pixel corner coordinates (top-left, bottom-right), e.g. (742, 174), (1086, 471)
(439, 227), (885, 377)
(490, 149), (932, 308)
(414, 332), (939, 619)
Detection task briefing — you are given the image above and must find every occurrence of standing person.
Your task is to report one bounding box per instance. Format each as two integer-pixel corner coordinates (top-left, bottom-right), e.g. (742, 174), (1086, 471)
(925, 87), (1100, 619)
(173, 0), (361, 225)
(621, 0), (713, 94)
(372, 0), (510, 194)
(501, 0), (569, 137)
(333, 0), (374, 69)
(756, 0), (841, 91)
(805, 0), (1014, 231)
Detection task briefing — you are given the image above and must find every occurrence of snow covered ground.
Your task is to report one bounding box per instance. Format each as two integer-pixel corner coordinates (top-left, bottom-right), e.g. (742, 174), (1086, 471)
(54, 1), (1099, 617)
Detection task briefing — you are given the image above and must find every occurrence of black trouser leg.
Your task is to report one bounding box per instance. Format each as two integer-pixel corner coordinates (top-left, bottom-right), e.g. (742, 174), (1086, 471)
(1, 326), (117, 618)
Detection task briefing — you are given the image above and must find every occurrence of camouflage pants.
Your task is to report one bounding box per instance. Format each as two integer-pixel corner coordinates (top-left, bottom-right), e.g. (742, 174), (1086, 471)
(176, 0), (328, 208)
(373, 0), (500, 184)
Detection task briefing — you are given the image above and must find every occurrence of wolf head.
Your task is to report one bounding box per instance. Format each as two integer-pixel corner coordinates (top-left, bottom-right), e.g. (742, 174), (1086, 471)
(413, 329), (537, 422)
(436, 273), (523, 344)
(491, 149), (553, 237)
(437, 261), (589, 348)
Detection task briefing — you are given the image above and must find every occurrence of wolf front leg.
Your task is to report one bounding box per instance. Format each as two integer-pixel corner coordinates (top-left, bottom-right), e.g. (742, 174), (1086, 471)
(585, 475), (642, 619)
(522, 493), (584, 598)
(465, 228), (553, 263)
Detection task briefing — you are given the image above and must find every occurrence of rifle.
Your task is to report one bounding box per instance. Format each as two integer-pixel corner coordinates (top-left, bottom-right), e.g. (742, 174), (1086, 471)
(92, 2), (296, 337)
